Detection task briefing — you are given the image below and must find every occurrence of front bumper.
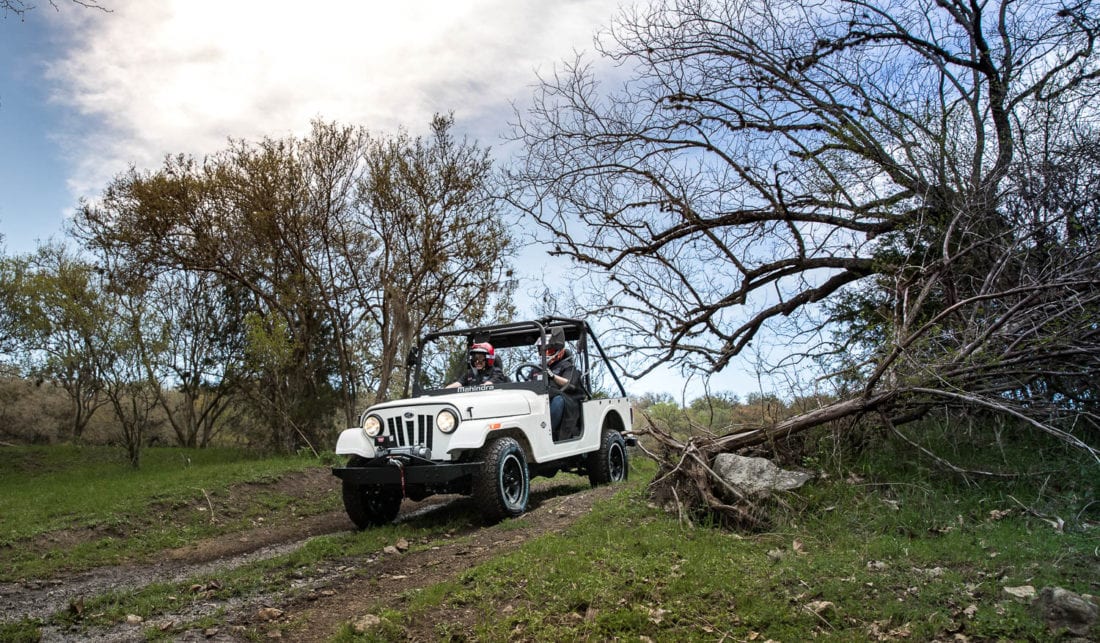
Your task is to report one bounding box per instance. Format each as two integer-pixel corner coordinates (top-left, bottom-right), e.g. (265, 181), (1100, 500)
(332, 456), (482, 486)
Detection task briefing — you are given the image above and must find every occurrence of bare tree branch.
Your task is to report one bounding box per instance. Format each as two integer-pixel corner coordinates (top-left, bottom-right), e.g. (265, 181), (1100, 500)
(1, 0), (108, 19)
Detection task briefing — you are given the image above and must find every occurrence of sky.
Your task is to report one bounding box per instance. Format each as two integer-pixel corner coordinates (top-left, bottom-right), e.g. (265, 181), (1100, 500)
(0, 0), (764, 401)
(0, 0), (621, 247)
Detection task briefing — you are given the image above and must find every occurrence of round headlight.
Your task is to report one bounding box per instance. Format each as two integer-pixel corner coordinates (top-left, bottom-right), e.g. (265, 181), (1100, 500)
(363, 414), (382, 437)
(436, 409), (458, 434)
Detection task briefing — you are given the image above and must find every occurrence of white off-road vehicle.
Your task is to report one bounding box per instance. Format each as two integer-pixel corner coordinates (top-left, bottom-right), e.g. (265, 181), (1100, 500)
(332, 317), (634, 527)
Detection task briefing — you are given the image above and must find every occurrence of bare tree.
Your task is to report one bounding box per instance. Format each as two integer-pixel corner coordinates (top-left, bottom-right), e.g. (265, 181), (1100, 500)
(509, 0), (1100, 523)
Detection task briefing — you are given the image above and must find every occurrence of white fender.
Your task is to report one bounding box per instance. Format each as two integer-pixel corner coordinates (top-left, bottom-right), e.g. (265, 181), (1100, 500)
(444, 422), (494, 451)
(335, 428), (377, 458)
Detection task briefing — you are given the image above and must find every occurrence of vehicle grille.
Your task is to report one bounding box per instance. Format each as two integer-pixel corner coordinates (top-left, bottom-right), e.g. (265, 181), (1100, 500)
(384, 413), (434, 450)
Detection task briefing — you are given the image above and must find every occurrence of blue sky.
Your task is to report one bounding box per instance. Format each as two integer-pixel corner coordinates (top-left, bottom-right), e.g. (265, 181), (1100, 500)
(0, 0), (764, 400)
(0, 11), (73, 251)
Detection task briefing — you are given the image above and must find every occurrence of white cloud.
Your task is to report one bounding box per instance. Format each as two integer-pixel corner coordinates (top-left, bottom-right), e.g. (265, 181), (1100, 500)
(22, 0), (778, 400)
(45, 0), (624, 198)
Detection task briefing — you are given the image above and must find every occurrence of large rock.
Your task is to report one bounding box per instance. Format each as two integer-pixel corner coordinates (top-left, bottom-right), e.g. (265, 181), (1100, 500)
(713, 454), (813, 497)
(1035, 586), (1098, 637)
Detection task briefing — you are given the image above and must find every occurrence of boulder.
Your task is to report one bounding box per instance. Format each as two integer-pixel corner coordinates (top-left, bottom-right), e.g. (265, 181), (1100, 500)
(713, 454), (813, 498)
(1034, 586), (1098, 637)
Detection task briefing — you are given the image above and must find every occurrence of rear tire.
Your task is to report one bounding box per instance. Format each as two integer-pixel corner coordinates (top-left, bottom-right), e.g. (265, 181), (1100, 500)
(341, 457), (402, 529)
(474, 437), (530, 521)
(588, 430), (628, 486)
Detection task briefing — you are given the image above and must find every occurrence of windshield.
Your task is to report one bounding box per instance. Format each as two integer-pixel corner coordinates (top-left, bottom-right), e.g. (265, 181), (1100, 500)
(409, 319), (627, 398)
(415, 334), (545, 391)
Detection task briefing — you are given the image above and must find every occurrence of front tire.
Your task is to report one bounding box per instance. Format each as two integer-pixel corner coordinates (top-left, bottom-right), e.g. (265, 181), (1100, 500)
(341, 457), (402, 529)
(474, 437), (530, 521)
(588, 430), (628, 486)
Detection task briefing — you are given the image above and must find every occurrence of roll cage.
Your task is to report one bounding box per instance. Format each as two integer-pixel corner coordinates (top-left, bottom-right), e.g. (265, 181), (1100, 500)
(406, 316), (628, 399)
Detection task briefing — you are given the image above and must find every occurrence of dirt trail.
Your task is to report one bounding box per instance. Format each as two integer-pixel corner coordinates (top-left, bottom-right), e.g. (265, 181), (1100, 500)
(232, 484), (618, 642)
(2, 472), (614, 642)
(0, 510), (352, 625)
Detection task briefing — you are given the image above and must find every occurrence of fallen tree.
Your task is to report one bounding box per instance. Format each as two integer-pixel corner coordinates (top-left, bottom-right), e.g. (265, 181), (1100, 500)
(634, 227), (1100, 525)
(510, 0), (1100, 523)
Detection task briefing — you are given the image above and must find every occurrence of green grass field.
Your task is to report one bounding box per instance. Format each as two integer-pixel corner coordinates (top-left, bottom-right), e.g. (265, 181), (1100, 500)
(0, 445), (334, 579)
(1, 428), (1097, 641)
(331, 453), (1099, 642)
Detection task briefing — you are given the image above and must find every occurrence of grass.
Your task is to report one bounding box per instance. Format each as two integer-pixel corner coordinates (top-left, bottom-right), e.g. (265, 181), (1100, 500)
(327, 422), (1100, 642)
(2, 423), (1098, 641)
(0, 444), (335, 579)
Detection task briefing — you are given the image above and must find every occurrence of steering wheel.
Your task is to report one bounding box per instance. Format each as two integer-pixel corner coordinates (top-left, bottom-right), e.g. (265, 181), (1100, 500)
(514, 362), (544, 382)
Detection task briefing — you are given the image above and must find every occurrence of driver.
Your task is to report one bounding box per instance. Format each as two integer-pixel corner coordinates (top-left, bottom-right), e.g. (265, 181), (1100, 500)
(447, 342), (508, 388)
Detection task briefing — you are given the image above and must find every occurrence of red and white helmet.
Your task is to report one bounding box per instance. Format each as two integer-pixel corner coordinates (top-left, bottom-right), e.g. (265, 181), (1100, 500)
(469, 342), (495, 367)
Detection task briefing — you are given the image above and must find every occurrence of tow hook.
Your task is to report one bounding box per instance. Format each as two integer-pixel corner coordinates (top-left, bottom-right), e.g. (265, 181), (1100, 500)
(387, 457), (407, 498)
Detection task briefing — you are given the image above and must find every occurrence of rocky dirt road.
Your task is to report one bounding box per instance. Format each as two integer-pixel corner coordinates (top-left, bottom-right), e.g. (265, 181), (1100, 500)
(2, 468), (614, 641)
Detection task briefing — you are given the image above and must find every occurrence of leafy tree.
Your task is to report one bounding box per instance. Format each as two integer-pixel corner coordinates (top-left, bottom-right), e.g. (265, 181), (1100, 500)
(3, 244), (111, 440)
(357, 114), (516, 400)
(509, 0), (1100, 523)
(75, 126), (358, 452)
(73, 117), (514, 451)
(143, 269), (242, 448)
(688, 391), (741, 430)
(92, 266), (165, 467)
(0, 251), (18, 358)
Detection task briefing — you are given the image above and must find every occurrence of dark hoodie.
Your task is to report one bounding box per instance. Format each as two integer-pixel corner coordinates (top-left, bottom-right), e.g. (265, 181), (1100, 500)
(547, 348), (584, 402)
(459, 363), (508, 387)
(547, 347), (585, 439)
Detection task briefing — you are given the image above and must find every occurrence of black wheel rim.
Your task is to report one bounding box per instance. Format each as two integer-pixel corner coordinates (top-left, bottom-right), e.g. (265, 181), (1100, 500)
(500, 453), (525, 505)
(365, 489), (391, 513)
(609, 442), (625, 481)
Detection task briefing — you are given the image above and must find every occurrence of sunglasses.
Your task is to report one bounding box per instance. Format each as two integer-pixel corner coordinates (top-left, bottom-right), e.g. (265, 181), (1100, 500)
(545, 345), (563, 355)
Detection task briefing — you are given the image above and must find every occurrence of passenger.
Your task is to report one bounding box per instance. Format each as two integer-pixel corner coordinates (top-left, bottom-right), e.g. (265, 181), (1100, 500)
(540, 327), (584, 440)
(447, 342), (508, 388)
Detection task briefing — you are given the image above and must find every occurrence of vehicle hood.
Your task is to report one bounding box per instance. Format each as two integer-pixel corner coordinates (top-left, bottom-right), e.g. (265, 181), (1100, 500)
(368, 389), (535, 421)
